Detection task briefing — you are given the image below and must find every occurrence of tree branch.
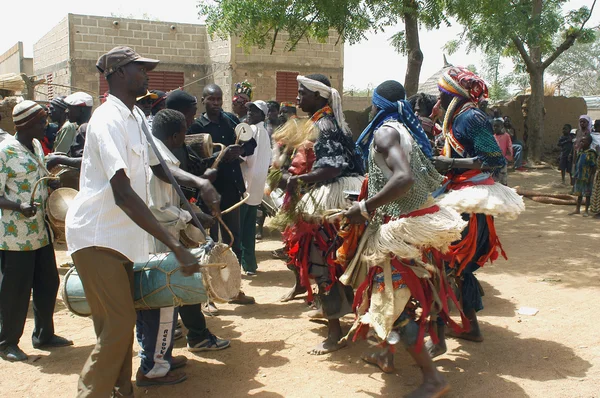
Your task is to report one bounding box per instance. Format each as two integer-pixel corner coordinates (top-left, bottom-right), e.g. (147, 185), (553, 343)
(269, 27), (280, 54)
(542, 0), (597, 69)
(512, 36), (535, 70)
(288, 11), (320, 51)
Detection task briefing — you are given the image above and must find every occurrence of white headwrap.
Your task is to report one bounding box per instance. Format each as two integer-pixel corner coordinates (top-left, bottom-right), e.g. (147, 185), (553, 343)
(297, 75), (351, 136)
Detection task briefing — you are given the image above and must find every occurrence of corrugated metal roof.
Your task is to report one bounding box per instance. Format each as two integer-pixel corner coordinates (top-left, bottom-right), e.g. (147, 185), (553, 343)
(583, 96), (600, 109)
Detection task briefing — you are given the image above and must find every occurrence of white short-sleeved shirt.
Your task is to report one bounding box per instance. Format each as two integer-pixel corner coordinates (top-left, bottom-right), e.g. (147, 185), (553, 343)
(241, 121), (272, 206)
(65, 94), (158, 262)
(148, 139), (191, 254)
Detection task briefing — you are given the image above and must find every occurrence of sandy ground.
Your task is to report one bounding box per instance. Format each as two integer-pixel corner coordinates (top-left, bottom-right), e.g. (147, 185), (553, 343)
(1, 168), (600, 398)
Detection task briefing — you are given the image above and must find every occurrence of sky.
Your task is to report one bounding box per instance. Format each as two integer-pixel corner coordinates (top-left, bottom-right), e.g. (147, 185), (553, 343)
(1, 0), (597, 90)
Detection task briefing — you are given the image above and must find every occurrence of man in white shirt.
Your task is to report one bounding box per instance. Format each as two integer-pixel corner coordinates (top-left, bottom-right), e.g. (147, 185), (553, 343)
(239, 100), (272, 275)
(65, 47), (220, 398)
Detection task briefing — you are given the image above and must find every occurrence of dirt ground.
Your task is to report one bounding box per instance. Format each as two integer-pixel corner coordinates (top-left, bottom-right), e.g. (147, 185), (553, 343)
(1, 168), (599, 397)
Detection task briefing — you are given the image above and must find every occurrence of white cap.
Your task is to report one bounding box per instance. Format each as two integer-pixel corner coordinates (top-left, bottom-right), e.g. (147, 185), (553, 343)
(245, 100), (268, 118)
(64, 92), (93, 107)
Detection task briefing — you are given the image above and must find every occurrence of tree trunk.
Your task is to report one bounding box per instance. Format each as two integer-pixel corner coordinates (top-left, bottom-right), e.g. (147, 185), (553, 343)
(528, 67), (545, 162)
(403, 11), (423, 97)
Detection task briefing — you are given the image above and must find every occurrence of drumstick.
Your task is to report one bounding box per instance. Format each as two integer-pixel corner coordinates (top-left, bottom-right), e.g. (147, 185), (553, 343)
(210, 143), (227, 169)
(221, 192), (250, 215)
(30, 176), (60, 207)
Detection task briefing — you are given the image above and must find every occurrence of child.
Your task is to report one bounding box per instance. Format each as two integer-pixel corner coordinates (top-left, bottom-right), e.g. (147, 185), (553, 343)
(492, 118), (513, 185)
(557, 124), (573, 184)
(571, 135), (597, 216)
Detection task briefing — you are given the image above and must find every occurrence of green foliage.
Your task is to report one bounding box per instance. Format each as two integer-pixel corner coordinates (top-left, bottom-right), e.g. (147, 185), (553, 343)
(446, 1), (595, 60)
(198, 0), (449, 53)
(548, 30), (600, 96)
(480, 51), (512, 101)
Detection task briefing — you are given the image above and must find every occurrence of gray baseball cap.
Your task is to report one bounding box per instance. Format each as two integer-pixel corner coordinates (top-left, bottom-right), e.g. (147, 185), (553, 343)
(96, 46), (159, 76)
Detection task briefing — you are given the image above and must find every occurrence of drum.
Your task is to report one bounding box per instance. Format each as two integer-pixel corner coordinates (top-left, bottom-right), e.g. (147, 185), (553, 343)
(50, 165), (80, 190)
(198, 243), (242, 303)
(185, 133), (213, 158)
(47, 188), (78, 243)
(180, 224), (205, 248)
(235, 122), (253, 142)
(62, 248), (209, 317)
(62, 267), (90, 317)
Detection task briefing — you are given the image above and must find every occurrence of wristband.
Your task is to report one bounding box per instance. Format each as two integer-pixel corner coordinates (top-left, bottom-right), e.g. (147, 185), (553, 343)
(359, 200), (371, 220)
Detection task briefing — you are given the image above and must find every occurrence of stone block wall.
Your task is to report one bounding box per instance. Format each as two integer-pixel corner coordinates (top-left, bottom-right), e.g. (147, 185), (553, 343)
(70, 14), (208, 64)
(0, 43), (25, 75)
(228, 32), (343, 104)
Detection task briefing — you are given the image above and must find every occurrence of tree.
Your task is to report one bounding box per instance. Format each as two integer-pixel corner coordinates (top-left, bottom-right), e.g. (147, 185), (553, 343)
(445, 0), (596, 161)
(197, 0), (449, 96)
(548, 30), (600, 96)
(480, 51), (512, 101)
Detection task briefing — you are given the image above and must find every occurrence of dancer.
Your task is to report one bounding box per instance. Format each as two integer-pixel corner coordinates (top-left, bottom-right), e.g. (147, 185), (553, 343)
(280, 74), (364, 354)
(428, 67), (524, 355)
(340, 80), (466, 397)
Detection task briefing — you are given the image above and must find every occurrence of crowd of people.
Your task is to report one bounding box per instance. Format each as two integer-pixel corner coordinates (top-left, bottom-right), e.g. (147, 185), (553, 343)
(0, 46), (531, 398)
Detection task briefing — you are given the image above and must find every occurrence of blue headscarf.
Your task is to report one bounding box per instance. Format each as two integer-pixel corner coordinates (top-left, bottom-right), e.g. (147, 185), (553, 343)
(356, 89), (433, 162)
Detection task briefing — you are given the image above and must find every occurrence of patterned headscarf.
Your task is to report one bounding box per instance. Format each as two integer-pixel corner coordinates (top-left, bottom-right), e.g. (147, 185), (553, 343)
(438, 67), (489, 157)
(233, 80), (253, 104)
(356, 89), (433, 161)
(438, 67), (489, 104)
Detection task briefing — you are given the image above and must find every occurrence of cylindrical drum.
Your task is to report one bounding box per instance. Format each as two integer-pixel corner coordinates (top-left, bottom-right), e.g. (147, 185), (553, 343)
(61, 249), (209, 317)
(185, 133), (213, 158)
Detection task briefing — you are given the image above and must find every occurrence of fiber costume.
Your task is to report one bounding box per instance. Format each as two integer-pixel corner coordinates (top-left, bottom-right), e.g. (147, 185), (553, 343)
(436, 67), (524, 313)
(281, 75), (363, 318)
(340, 91), (467, 350)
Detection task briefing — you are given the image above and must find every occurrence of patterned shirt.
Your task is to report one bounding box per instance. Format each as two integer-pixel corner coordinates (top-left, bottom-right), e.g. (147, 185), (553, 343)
(0, 138), (50, 251)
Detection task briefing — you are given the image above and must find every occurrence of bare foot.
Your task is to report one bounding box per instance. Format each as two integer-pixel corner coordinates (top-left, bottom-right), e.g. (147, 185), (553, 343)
(568, 210), (581, 215)
(308, 337), (347, 355)
(361, 350), (395, 373)
(425, 339), (447, 359)
(446, 329), (484, 342)
(280, 285), (307, 302)
(406, 376), (450, 398)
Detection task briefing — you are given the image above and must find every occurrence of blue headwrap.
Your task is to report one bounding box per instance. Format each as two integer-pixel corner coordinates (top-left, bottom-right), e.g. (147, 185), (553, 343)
(355, 89), (433, 162)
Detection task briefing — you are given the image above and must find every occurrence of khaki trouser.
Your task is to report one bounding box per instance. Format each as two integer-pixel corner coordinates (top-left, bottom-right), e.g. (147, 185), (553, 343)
(72, 247), (136, 398)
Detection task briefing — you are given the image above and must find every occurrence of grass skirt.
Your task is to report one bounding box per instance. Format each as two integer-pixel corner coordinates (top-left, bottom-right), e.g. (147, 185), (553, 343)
(436, 183), (525, 220)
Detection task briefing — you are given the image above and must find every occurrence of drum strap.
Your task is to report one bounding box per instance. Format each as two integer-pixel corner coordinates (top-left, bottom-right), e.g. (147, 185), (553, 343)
(140, 121), (211, 245)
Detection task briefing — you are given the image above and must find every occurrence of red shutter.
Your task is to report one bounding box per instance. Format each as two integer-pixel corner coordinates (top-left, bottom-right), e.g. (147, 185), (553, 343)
(276, 71), (299, 103)
(99, 71), (185, 97)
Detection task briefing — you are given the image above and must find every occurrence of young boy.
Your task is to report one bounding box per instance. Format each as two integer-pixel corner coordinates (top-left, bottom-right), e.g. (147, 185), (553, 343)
(571, 135), (597, 216)
(493, 118), (513, 185)
(558, 124), (573, 184)
(0, 101), (73, 361)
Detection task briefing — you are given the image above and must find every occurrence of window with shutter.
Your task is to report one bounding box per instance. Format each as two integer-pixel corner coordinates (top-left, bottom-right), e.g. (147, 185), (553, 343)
(276, 71), (299, 103)
(99, 71), (185, 96)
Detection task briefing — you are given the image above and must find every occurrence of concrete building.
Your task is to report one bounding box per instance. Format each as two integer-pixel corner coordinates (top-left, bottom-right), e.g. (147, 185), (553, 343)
(0, 42), (33, 77)
(33, 14), (344, 109)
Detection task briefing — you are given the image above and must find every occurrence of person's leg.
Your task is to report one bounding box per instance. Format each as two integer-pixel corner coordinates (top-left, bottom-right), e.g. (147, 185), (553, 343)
(179, 304), (209, 344)
(512, 144), (523, 169)
(72, 247), (137, 398)
(240, 204), (258, 273)
(31, 244), (63, 347)
(256, 208), (265, 240)
(0, 250), (35, 359)
(584, 195), (591, 215)
(561, 168), (566, 184)
(571, 195), (583, 214)
(280, 265), (307, 302)
(136, 307), (176, 378)
(220, 207), (242, 261)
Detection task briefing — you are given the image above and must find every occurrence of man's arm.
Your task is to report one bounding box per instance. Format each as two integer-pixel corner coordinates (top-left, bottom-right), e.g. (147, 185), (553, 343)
(151, 164), (221, 214)
(344, 127), (413, 224)
(110, 170), (199, 274)
(46, 154), (82, 170)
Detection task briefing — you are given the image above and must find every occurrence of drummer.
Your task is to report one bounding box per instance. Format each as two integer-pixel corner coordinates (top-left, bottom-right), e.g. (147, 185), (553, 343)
(65, 47), (221, 397)
(189, 83), (257, 309)
(0, 100), (73, 362)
